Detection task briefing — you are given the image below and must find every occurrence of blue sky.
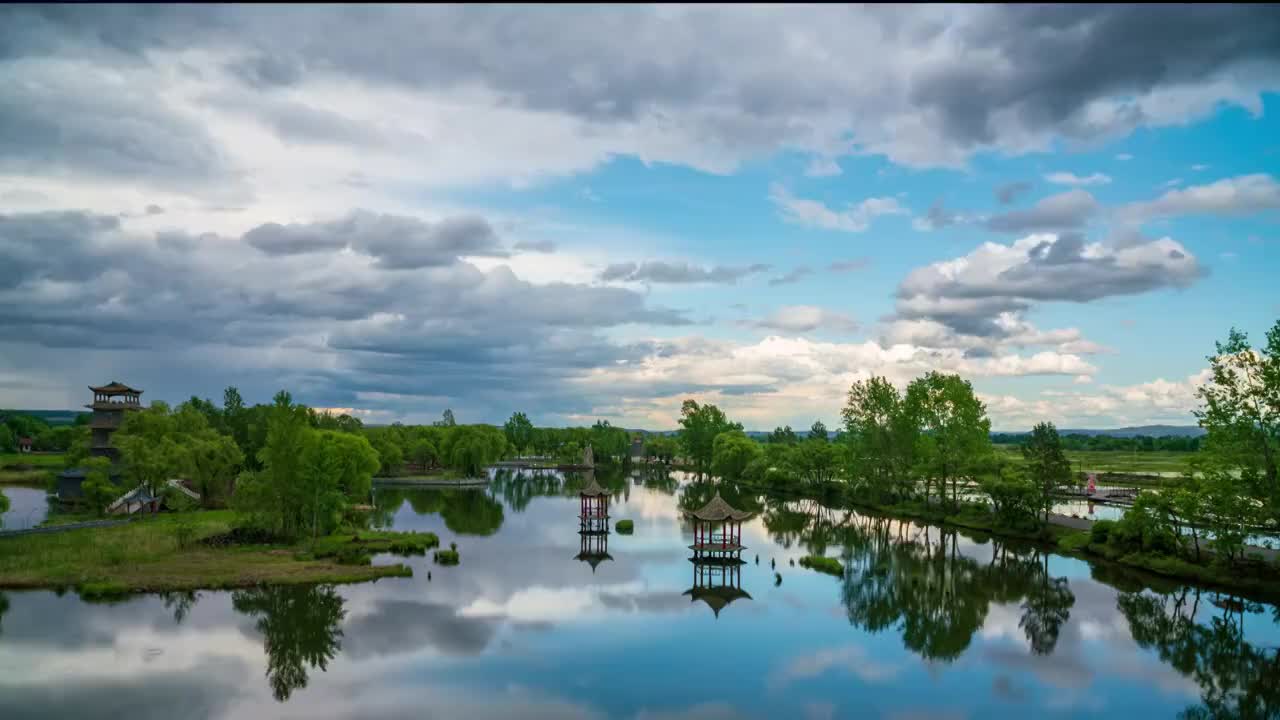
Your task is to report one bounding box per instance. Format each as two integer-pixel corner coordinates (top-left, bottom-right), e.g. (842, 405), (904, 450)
(1, 5), (1278, 430)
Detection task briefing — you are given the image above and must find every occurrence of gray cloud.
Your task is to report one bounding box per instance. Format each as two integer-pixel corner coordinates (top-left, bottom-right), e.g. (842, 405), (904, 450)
(985, 189), (1098, 233)
(244, 211), (505, 268)
(0, 59), (241, 193)
(996, 181), (1033, 205)
(893, 231), (1205, 343)
(0, 209), (691, 421)
(912, 199), (959, 231)
(768, 266), (813, 286)
(599, 261), (770, 284)
(2, 5), (1276, 173)
(1119, 173), (1280, 223)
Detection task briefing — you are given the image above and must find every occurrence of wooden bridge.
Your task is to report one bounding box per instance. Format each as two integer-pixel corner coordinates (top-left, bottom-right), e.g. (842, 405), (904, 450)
(1058, 485), (1142, 504)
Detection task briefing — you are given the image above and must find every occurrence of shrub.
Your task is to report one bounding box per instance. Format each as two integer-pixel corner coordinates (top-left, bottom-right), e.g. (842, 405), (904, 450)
(615, 519), (634, 534)
(1090, 519), (1116, 545)
(1058, 532), (1091, 553)
(434, 549), (460, 565)
(798, 555), (843, 576)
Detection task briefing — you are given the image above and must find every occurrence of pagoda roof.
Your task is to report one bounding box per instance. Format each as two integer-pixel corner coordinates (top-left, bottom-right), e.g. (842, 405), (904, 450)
(574, 550), (614, 570)
(683, 585), (752, 616)
(89, 381), (143, 395)
(684, 492), (755, 522)
(579, 473), (608, 497)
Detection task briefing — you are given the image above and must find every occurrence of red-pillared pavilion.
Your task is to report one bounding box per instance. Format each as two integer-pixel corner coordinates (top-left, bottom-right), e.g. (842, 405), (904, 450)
(578, 472), (610, 534)
(684, 491), (754, 564)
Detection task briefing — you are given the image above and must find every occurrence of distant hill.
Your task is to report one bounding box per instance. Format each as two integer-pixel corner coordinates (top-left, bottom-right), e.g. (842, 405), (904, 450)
(0, 409), (83, 426)
(993, 425), (1206, 438)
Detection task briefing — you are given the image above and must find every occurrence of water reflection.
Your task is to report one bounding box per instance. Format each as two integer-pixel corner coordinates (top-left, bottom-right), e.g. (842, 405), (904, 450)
(1, 474), (1278, 719)
(232, 585), (345, 702)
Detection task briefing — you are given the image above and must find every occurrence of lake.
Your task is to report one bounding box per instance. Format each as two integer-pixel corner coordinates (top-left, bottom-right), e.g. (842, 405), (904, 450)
(0, 468), (1276, 719)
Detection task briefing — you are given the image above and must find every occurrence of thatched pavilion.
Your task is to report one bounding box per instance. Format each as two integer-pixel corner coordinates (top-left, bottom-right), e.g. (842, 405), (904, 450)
(684, 491), (754, 564)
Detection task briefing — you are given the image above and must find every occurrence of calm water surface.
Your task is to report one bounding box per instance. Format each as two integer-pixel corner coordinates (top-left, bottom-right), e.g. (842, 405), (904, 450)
(0, 468), (1277, 719)
(0, 486), (49, 531)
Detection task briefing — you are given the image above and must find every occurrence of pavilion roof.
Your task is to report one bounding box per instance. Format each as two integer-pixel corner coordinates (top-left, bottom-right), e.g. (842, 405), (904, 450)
(89, 381), (143, 395)
(684, 492), (754, 522)
(579, 473), (608, 497)
(683, 586), (752, 616)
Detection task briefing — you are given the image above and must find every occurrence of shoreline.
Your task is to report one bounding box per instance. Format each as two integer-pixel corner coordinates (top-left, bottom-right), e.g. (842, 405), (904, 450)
(0, 511), (438, 596)
(373, 476), (489, 487)
(724, 477), (1280, 600)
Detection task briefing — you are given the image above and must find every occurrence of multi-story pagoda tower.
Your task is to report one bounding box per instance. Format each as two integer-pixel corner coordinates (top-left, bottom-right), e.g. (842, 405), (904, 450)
(86, 381), (143, 460)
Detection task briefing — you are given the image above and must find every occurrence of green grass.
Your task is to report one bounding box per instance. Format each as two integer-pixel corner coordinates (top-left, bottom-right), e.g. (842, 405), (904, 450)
(0, 453), (66, 469)
(433, 548), (460, 565)
(615, 519), (634, 534)
(0, 510), (419, 594)
(798, 555), (844, 576)
(994, 445), (1193, 477)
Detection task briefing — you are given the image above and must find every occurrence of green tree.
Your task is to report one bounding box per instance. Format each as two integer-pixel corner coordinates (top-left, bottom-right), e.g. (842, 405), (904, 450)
(842, 376), (917, 502)
(1194, 320), (1280, 520)
(407, 438), (438, 470)
(0, 424), (13, 453)
(448, 425), (505, 476)
(1023, 421), (1072, 523)
(711, 431), (763, 480)
(379, 440), (405, 477)
(980, 468), (1040, 531)
(503, 412), (535, 454)
(808, 420), (829, 442)
(678, 400), (742, 475)
(115, 402), (187, 496)
(905, 373), (993, 509)
(0, 488), (8, 519)
(768, 425), (799, 445)
(183, 432), (245, 508)
(232, 391), (318, 539)
(81, 456), (120, 516)
(646, 435), (678, 465)
(787, 439), (842, 485)
(436, 409), (457, 427)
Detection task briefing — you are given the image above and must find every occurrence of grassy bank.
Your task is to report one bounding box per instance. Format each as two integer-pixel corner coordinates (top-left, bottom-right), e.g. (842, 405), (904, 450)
(0, 452), (62, 485)
(1054, 531), (1280, 599)
(0, 510), (437, 595)
(734, 475), (1280, 597)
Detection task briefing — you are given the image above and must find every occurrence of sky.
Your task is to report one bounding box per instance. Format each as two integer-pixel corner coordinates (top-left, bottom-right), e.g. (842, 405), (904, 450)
(1, 4), (1278, 431)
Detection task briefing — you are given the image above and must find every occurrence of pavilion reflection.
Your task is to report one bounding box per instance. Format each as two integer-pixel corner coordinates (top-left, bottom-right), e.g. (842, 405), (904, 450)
(683, 491), (755, 618)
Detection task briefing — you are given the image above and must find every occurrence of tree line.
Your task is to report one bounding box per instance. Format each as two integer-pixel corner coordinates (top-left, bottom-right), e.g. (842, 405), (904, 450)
(661, 319), (1280, 571)
(991, 432), (1203, 453)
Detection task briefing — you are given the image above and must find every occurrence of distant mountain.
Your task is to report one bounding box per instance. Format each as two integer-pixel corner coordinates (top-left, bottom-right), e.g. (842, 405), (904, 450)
(993, 425), (1206, 438)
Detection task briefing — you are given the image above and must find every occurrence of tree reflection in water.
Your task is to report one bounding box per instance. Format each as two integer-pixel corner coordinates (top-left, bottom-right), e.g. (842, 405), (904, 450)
(160, 590), (200, 625)
(1119, 587), (1280, 720)
(762, 497), (1077, 663)
(372, 487), (505, 535)
(233, 585), (346, 702)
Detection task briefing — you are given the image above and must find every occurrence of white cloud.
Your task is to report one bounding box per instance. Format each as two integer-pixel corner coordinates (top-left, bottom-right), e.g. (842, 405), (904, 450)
(1045, 172), (1112, 186)
(1121, 173), (1280, 222)
(769, 183), (907, 232)
(1115, 153), (1133, 161)
(752, 305), (859, 334)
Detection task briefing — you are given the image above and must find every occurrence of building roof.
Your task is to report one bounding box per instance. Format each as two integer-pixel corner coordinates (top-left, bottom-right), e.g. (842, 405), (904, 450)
(683, 585), (752, 617)
(684, 492), (755, 522)
(579, 473), (608, 497)
(89, 381), (143, 395)
(574, 550), (614, 571)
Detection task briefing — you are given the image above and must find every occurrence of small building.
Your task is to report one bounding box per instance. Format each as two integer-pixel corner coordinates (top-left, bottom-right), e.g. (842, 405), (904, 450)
(683, 491), (755, 617)
(578, 472), (610, 534)
(629, 435), (644, 461)
(575, 470), (613, 571)
(16, 436), (33, 453)
(684, 491), (754, 564)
